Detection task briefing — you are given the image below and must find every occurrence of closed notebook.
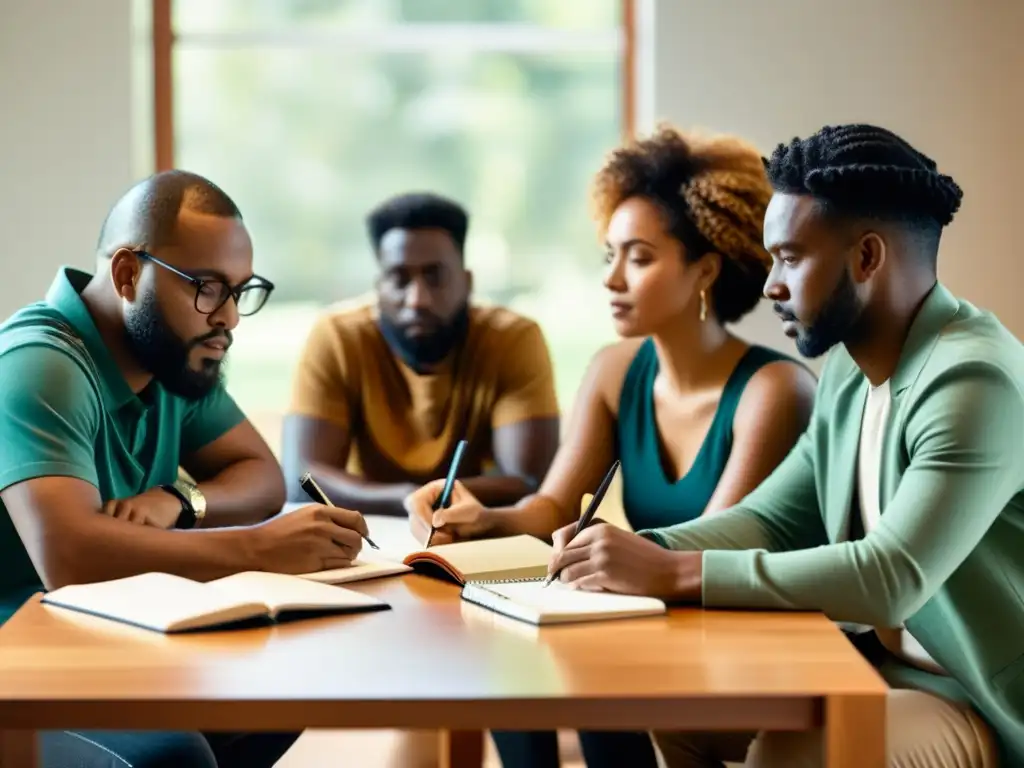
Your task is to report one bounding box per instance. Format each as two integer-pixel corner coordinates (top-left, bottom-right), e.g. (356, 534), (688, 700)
(403, 534), (553, 584)
(41, 571), (389, 633)
(460, 580), (667, 626)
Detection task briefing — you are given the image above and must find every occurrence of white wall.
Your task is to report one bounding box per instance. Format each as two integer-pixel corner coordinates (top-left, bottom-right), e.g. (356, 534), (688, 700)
(638, 0), (1024, 363)
(0, 0), (136, 321)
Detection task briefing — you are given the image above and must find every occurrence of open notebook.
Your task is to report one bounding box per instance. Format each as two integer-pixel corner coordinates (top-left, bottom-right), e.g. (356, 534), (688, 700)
(41, 571), (389, 633)
(461, 580), (666, 626)
(402, 534), (553, 585)
(295, 555), (411, 585)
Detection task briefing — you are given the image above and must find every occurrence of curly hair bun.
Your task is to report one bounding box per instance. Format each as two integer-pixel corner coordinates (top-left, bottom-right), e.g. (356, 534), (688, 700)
(590, 123), (775, 323)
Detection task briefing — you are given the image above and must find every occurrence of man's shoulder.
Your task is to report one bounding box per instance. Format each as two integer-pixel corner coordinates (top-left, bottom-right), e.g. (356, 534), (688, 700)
(468, 303), (546, 344)
(901, 298), (1024, 430)
(297, 296), (381, 363)
(816, 295), (1024, 396)
(928, 299), (1024, 380)
(889, 297), (1024, 414)
(292, 296), (383, 390)
(308, 295), (379, 344)
(0, 307), (101, 426)
(0, 302), (96, 378)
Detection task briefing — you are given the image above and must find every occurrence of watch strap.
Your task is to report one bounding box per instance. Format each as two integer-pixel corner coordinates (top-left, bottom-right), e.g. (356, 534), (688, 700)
(160, 483), (197, 529)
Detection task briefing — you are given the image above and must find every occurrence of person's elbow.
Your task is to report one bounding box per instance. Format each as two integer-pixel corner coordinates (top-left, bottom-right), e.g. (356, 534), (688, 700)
(236, 453), (287, 515)
(285, 475), (307, 504)
(876, 583), (929, 629)
(279, 414), (346, 504)
(35, 521), (101, 590)
(853, 542), (930, 628)
(278, 434), (309, 503)
(240, 452), (286, 515)
(507, 468), (544, 495)
(504, 417), (561, 494)
(524, 474), (543, 494)
(263, 463), (287, 513)
(855, 594), (925, 631)
(281, 451), (316, 504)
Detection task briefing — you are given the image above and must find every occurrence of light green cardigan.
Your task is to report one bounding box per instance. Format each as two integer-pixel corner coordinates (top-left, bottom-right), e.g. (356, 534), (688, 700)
(643, 283), (1024, 763)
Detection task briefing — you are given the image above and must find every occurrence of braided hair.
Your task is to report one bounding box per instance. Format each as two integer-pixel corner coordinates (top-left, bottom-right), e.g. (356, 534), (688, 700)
(590, 123), (773, 324)
(764, 124), (963, 253)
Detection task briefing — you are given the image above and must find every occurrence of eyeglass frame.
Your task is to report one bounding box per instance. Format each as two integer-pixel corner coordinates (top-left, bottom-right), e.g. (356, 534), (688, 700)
(133, 250), (275, 317)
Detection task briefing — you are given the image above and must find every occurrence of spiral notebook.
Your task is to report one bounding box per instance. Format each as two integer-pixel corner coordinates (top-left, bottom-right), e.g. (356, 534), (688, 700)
(460, 579), (667, 626)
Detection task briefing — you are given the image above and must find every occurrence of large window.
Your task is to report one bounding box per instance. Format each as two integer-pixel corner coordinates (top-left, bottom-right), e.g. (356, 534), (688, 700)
(146, 0), (632, 449)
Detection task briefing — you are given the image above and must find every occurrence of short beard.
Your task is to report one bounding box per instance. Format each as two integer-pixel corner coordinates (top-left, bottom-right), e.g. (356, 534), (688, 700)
(377, 304), (470, 372)
(796, 269), (866, 358)
(123, 291), (227, 400)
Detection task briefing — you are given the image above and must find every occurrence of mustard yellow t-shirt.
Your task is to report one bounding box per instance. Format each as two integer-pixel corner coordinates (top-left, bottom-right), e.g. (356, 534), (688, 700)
(288, 300), (559, 484)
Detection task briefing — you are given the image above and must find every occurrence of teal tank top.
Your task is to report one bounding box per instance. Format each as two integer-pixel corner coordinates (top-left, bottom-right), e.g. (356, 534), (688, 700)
(616, 340), (798, 532)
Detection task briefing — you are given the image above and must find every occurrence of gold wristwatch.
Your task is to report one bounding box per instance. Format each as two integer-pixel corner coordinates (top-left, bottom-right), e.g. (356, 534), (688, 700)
(162, 478), (207, 529)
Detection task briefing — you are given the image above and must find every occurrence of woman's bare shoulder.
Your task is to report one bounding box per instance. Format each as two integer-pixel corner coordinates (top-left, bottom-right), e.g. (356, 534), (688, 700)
(582, 337), (649, 416)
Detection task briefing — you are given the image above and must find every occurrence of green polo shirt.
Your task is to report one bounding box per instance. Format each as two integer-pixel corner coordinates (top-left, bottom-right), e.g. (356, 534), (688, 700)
(0, 267), (246, 623)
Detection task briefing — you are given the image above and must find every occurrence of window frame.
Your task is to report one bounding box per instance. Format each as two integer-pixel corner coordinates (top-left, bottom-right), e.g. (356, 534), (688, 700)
(149, 0), (636, 171)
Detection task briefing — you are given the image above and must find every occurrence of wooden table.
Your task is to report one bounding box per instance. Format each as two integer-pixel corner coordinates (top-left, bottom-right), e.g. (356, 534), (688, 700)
(0, 571), (885, 767)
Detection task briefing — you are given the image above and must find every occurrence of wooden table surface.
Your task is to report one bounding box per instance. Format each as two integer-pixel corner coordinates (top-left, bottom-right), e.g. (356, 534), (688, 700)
(0, 569), (886, 767)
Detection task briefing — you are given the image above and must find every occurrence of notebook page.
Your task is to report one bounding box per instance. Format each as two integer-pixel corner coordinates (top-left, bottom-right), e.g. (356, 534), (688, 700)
(417, 535), (553, 581)
(295, 556), (411, 585)
(41, 573), (260, 632)
(210, 571), (385, 614)
(462, 580), (666, 625)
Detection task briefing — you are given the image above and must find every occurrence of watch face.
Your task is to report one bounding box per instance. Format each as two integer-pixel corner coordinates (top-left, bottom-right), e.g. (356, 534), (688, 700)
(175, 480), (206, 517)
(190, 487), (207, 516)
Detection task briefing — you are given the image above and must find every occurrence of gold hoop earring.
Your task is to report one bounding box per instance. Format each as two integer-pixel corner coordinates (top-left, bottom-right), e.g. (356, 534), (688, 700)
(699, 289), (708, 322)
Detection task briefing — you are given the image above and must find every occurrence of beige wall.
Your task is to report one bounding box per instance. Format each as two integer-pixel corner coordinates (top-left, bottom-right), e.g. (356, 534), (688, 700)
(638, 0), (1024, 364)
(0, 0), (135, 321)
(3, 0), (1019, 341)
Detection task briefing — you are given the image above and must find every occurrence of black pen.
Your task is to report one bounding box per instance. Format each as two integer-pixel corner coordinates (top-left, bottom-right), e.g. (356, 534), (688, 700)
(299, 472), (379, 550)
(543, 459), (621, 588)
(425, 439), (469, 548)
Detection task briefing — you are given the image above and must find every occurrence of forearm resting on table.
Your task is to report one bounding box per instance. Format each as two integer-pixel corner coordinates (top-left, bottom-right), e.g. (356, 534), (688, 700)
(301, 465), (538, 517)
(43, 514), (255, 589)
(197, 457), (285, 527)
(643, 506), (777, 553)
(460, 474), (538, 508)
(478, 494), (569, 542)
(297, 463), (415, 517)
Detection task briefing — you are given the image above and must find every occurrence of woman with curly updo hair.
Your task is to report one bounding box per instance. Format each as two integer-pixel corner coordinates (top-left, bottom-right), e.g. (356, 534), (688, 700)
(406, 125), (818, 766)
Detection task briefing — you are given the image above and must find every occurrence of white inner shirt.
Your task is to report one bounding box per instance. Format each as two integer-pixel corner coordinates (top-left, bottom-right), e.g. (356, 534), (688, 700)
(856, 380), (947, 675)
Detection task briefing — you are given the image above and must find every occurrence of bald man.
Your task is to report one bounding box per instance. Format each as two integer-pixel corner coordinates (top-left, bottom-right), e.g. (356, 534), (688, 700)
(0, 171), (370, 767)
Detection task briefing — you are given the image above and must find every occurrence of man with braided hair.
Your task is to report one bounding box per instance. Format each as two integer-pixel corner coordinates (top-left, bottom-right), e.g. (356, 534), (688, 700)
(405, 124), (818, 767)
(546, 123), (1024, 767)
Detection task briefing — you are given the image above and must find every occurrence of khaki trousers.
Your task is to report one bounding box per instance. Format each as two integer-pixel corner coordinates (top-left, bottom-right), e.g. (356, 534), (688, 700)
(653, 689), (998, 768)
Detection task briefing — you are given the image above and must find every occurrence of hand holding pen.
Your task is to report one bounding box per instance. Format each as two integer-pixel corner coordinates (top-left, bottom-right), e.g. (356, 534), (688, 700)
(543, 459), (620, 587)
(425, 439), (469, 548)
(299, 472), (379, 550)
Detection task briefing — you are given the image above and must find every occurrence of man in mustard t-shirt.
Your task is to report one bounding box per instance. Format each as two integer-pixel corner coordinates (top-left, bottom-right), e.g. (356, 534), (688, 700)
(283, 192), (561, 529)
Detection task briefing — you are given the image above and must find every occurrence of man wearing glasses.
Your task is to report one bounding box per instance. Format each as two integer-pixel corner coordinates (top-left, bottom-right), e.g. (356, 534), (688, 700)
(0, 171), (368, 767)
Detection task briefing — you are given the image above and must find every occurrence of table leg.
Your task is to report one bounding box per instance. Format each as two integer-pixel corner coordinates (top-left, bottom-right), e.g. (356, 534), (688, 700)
(439, 729), (484, 768)
(825, 693), (885, 767)
(0, 730), (37, 768)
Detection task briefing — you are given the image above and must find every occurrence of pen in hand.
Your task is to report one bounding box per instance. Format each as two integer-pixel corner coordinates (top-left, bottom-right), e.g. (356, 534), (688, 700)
(543, 459), (621, 588)
(299, 472), (379, 550)
(425, 439), (469, 548)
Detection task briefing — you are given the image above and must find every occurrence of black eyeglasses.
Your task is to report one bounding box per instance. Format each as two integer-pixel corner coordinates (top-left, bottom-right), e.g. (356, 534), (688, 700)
(135, 251), (274, 317)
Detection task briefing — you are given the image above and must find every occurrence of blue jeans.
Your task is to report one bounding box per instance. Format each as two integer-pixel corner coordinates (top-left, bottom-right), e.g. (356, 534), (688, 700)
(39, 729), (299, 767)
(491, 729), (658, 768)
